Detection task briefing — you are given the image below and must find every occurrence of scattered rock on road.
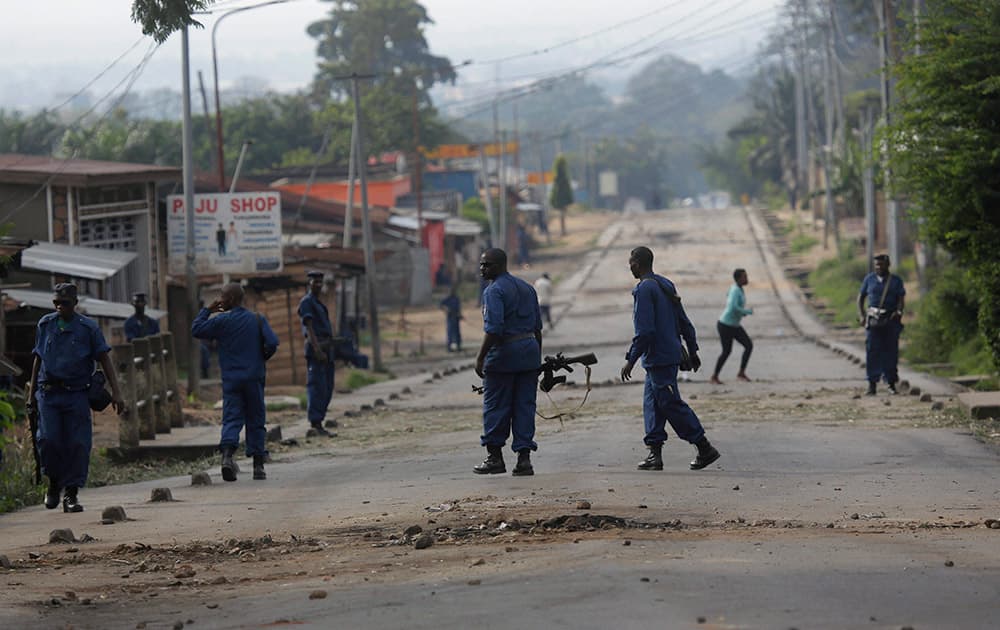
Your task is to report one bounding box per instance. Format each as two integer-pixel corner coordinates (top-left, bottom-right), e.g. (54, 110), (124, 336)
(0, 554), (11, 569)
(150, 488), (173, 502)
(308, 590), (327, 600)
(920, 393), (932, 402)
(101, 506), (127, 523)
(909, 386), (922, 396)
(265, 426), (283, 443)
(576, 500), (591, 510)
(944, 560), (955, 567)
(414, 534), (434, 549)
(931, 401), (945, 411)
(48, 529), (75, 544)
(191, 472), (212, 486)
(403, 525), (423, 537)
(173, 565), (196, 579)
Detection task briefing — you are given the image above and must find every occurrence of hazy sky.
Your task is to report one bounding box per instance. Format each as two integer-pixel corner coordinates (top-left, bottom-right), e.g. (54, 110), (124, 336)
(1, 0), (783, 112)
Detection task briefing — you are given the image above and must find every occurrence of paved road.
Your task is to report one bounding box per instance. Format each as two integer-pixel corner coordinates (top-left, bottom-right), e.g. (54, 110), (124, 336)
(2, 207), (997, 629)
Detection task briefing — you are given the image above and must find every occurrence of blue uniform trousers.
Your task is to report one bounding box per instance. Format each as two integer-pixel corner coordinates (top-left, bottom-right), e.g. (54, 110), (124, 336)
(306, 358), (335, 424)
(446, 317), (461, 349)
(220, 378), (266, 456)
(481, 370), (538, 453)
(866, 321), (902, 384)
(35, 388), (92, 488)
(643, 365), (705, 446)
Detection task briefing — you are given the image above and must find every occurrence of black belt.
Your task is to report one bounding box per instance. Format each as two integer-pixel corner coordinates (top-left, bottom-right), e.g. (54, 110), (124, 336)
(499, 332), (536, 344)
(40, 381), (87, 392)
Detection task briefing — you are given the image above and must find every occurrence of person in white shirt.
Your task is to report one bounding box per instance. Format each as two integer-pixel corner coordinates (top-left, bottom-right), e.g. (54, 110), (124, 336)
(533, 273), (553, 328)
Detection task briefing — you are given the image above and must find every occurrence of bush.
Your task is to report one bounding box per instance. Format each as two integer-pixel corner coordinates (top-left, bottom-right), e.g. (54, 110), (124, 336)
(808, 243), (869, 325)
(460, 197), (490, 231)
(0, 390), (44, 513)
(790, 233), (819, 254)
(345, 369), (379, 390)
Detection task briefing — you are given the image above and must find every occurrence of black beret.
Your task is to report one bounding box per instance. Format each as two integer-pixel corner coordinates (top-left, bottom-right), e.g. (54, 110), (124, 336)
(53, 283), (78, 300)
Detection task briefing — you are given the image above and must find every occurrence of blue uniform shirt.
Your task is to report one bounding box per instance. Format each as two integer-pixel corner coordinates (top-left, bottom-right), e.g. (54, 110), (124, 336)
(482, 272), (542, 373)
(627, 273), (699, 368)
(860, 272), (905, 312)
(440, 294), (461, 322)
(297, 293), (333, 360)
(123, 314), (160, 341)
(192, 306), (279, 381)
(34, 312), (110, 388)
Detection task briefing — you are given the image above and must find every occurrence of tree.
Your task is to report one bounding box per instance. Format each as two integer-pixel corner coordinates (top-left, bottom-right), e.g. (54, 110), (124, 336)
(549, 155), (573, 236)
(887, 0), (1000, 370)
(130, 0), (213, 43)
(308, 0), (455, 101)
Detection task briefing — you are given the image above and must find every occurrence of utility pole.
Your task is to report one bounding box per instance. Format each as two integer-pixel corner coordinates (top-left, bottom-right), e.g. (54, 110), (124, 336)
(792, 0), (809, 214)
(342, 117), (358, 248)
(181, 26), (200, 396)
(861, 107), (876, 271)
(411, 85), (425, 247)
(499, 130), (508, 254)
(821, 11), (839, 249)
(478, 146), (498, 247)
(346, 74), (382, 372)
(196, 71), (212, 171)
(876, 0), (900, 265)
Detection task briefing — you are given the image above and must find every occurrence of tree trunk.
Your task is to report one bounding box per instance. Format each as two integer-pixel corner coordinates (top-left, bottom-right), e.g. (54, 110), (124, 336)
(559, 208), (567, 236)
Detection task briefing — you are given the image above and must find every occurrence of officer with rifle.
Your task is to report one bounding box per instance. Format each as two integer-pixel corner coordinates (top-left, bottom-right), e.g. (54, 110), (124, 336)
(474, 248), (543, 477)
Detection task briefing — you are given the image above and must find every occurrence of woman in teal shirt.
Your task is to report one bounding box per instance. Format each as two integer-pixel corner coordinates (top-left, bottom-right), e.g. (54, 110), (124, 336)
(710, 268), (754, 384)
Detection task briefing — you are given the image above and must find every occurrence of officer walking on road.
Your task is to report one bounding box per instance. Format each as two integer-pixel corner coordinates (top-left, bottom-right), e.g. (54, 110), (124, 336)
(26, 283), (124, 513)
(298, 271), (336, 436)
(439, 286), (463, 352)
(858, 254), (906, 395)
(123, 292), (160, 341)
(620, 246), (720, 471)
(474, 248), (543, 477)
(192, 282), (279, 481)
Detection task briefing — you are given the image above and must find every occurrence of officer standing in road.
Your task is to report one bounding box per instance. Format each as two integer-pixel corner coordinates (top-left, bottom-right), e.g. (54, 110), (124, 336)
(298, 270), (336, 436)
(192, 282), (279, 481)
(620, 246), (720, 471)
(123, 292), (160, 341)
(858, 254), (906, 395)
(26, 283), (124, 513)
(439, 286), (463, 352)
(474, 248), (542, 477)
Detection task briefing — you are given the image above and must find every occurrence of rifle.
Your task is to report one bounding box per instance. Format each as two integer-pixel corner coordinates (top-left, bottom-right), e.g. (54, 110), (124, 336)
(539, 352), (598, 392)
(26, 400), (41, 485)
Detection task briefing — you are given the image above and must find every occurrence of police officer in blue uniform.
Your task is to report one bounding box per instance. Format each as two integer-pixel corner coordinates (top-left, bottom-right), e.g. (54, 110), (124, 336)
(123, 292), (160, 341)
(620, 247), (720, 471)
(439, 287), (463, 352)
(474, 248), (542, 476)
(26, 283), (124, 513)
(298, 271), (335, 436)
(192, 282), (278, 481)
(857, 254), (906, 395)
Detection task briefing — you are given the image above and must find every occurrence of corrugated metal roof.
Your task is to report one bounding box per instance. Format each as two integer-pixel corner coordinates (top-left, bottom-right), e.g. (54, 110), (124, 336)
(0, 153), (180, 186)
(21, 242), (136, 280)
(5, 289), (166, 321)
(387, 215), (482, 236)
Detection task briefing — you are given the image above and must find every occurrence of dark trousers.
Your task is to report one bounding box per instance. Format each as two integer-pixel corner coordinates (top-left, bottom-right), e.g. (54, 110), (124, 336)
(220, 378), (266, 456)
(540, 304), (552, 326)
(714, 321), (753, 375)
(446, 317), (462, 349)
(481, 370), (538, 453)
(306, 358), (335, 424)
(35, 388), (92, 488)
(866, 320), (902, 384)
(643, 365), (706, 446)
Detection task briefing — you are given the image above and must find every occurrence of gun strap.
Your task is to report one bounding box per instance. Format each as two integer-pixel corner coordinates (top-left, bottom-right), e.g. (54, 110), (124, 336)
(536, 365), (593, 426)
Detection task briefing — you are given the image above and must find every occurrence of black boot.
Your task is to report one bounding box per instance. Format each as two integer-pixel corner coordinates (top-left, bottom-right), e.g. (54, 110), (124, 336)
(310, 422), (331, 437)
(637, 443), (663, 471)
(44, 477), (61, 510)
(252, 454), (266, 480)
(473, 445), (505, 474)
(62, 487), (83, 513)
(690, 437), (721, 470)
(221, 446), (238, 482)
(512, 450), (534, 476)
(866, 381), (877, 396)
(887, 381), (898, 395)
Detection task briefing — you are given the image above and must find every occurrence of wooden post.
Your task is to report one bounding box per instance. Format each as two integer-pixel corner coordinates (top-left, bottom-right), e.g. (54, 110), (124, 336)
(113, 342), (139, 449)
(148, 334), (169, 433)
(285, 288), (298, 384)
(132, 337), (155, 440)
(160, 332), (183, 427)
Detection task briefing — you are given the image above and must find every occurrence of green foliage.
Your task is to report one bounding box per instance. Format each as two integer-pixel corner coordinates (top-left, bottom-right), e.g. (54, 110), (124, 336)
(808, 243), (869, 325)
(130, 0), (212, 44)
(345, 369), (379, 390)
(591, 128), (669, 204)
(549, 155), (574, 209)
(790, 233), (819, 254)
(0, 109), (63, 154)
(308, 0), (455, 100)
(460, 197), (490, 231)
(888, 0), (1000, 370)
(0, 391), (43, 514)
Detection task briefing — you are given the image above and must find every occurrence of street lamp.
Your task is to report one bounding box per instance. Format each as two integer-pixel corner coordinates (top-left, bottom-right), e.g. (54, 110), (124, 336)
(211, 0), (292, 191)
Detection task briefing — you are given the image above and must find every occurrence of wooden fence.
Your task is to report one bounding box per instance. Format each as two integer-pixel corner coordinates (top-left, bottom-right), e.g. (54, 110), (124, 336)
(111, 332), (183, 449)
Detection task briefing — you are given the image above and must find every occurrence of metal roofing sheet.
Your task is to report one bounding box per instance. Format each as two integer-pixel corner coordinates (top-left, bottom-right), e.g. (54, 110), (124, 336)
(5, 289), (166, 321)
(21, 242), (137, 280)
